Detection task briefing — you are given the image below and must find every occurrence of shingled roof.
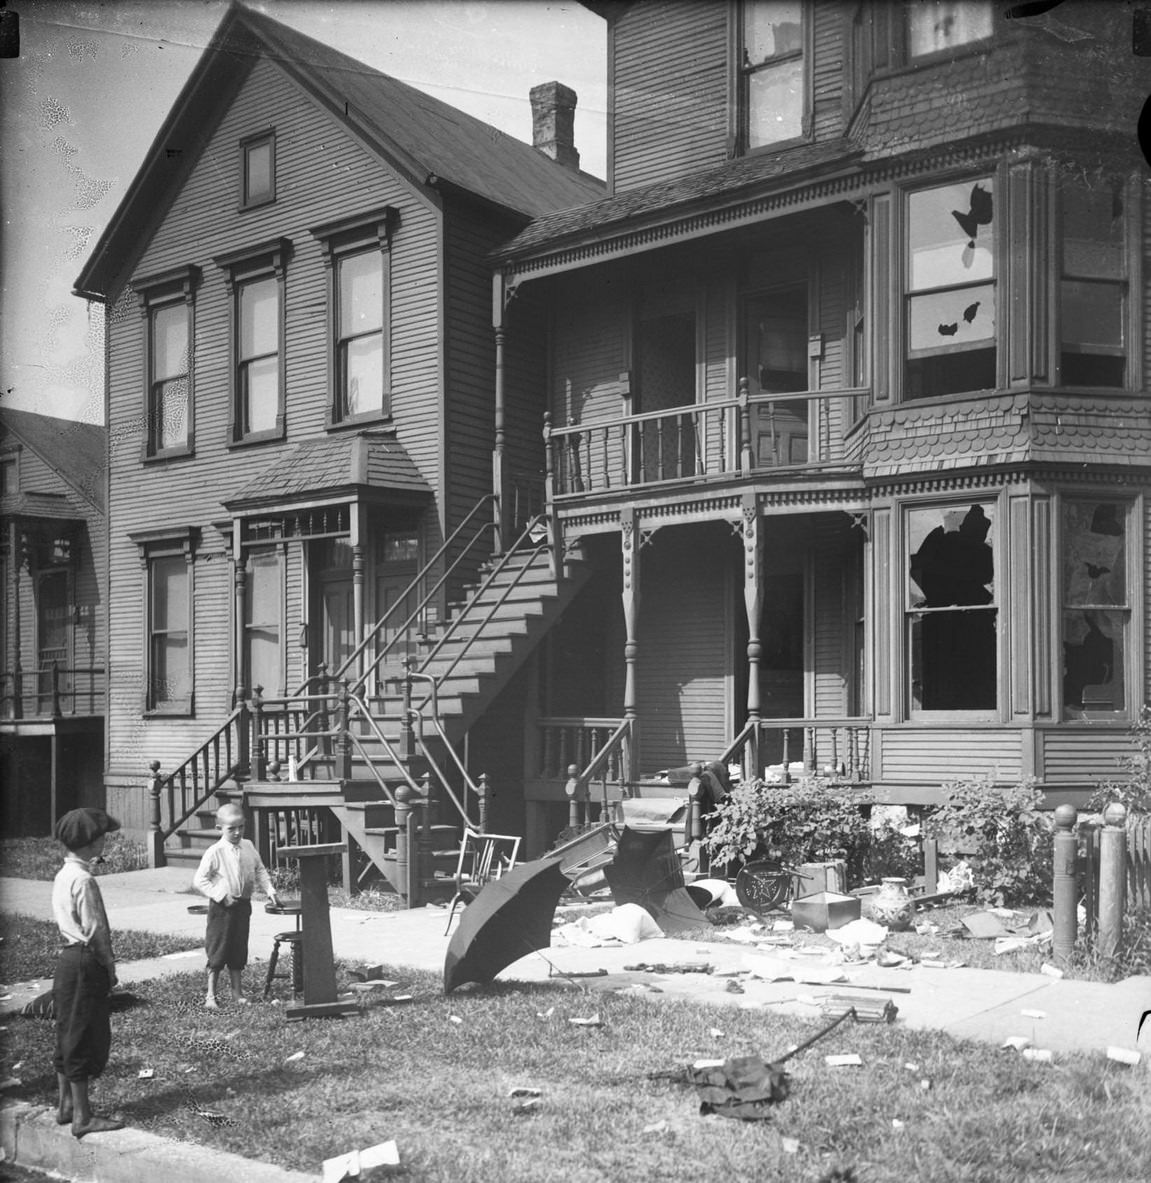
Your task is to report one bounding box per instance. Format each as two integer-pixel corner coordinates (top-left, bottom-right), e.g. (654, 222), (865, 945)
(0, 407), (105, 514)
(224, 432), (430, 511)
(76, 1), (604, 300)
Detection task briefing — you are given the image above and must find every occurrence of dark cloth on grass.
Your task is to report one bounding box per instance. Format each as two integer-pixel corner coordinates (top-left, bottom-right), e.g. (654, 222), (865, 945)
(53, 944), (112, 1082)
(205, 897), (253, 971)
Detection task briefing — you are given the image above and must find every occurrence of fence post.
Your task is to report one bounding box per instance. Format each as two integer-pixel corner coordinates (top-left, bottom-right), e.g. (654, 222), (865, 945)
(147, 761), (165, 869)
(1052, 804), (1078, 965)
(1098, 801), (1127, 961)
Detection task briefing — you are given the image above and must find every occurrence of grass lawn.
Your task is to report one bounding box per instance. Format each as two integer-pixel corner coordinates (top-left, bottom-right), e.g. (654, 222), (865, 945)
(2, 962), (1149, 1182)
(0, 835), (149, 881)
(0, 915), (204, 985)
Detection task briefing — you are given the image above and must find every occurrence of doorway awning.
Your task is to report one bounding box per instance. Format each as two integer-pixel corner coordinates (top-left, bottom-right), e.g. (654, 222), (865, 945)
(223, 431), (431, 516)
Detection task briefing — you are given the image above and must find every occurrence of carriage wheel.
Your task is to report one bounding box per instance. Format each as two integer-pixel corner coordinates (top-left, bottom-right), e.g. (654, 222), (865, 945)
(735, 859), (791, 912)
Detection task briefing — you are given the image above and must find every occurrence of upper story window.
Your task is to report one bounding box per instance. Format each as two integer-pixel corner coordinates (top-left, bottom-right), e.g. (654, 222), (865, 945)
(311, 208), (396, 426)
(0, 454), (17, 496)
(215, 239), (291, 444)
(740, 0), (807, 151)
(906, 1), (992, 57)
(1059, 179), (1127, 388)
(905, 176), (996, 399)
(241, 131), (275, 209)
(134, 265), (199, 458)
(906, 501), (997, 715)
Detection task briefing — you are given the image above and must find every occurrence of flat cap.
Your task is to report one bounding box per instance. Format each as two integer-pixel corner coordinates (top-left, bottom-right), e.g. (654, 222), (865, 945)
(54, 807), (121, 852)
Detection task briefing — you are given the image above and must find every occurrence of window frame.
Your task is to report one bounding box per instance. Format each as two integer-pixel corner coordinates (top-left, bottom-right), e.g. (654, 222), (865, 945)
(244, 545), (284, 699)
(310, 207), (397, 429)
(902, 0), (994, 64)
(133, 265), (200, 460)
(1056, 175), (1136, 392)
(1057, 494), (1137, 722)
(215, 238), (291, 446)
(239, 130), (276, 211)
(735, 0), (813, 156)
(130, 526), (198, 716)
(901, 497), (1001, 722)
(899, 169), (1002, 401)
(0, 450), (19, 497)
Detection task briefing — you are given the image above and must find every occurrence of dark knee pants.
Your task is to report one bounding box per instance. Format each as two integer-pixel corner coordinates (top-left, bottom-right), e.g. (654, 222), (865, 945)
(204, 898), (252, 971)
(53, 945), (112, 1083)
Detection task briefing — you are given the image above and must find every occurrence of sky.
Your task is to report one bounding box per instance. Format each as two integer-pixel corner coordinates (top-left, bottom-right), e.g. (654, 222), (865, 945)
(0, 0), (608, 425)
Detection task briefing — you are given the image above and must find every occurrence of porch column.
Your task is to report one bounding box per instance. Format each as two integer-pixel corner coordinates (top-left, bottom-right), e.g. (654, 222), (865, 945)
(232, 518), (247, 707)
(742, 494), (763, 777)
(621, 507), (641, 783)
(352, 502), (366, 688)
(491, 272), (509, 553)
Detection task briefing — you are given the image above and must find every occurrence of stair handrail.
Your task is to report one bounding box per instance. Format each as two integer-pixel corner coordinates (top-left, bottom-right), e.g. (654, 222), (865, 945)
(412, 512), (548, 711)
(397, 667), (480, 828)
(344, 691), (424, 803)
(147, 704), (247, 859)
(339, 493), (501, 696)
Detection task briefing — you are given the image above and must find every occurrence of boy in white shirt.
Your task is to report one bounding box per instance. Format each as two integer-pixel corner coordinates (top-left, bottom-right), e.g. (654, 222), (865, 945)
(192, 803), (278, 1008)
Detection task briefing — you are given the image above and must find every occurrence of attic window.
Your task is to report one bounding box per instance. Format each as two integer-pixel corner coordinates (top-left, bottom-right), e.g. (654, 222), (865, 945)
(241, 132), (275, 209)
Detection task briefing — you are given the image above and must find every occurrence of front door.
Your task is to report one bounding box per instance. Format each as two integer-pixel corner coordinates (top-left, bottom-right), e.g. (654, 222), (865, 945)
(309, 540), (356, 683)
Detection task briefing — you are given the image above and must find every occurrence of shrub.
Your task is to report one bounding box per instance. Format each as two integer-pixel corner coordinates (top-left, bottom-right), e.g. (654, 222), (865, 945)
(923, 776), (1053, 907)
(702, 777), (875, 886)
(1088, 703), (1151, 814)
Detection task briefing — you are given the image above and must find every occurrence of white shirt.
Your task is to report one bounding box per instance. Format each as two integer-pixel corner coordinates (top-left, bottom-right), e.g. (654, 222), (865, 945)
(52, 854), (115, 972)
(193, 837), (274, 904)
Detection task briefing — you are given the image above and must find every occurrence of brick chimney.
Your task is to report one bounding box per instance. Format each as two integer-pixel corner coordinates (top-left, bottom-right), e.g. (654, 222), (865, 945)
(530, 81), (580, 171)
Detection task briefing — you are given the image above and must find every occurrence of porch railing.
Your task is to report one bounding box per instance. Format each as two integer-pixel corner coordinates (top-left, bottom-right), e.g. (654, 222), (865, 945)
(545, 716), (635, 827)
(545, 384), (869, 497)
(1, 665), (106, 720)
(720, 717), (872, 785)
(146, 704), (248, 866)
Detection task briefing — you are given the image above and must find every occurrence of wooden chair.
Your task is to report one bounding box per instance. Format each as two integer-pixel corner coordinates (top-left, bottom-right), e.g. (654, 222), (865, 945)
(443, 829), (521, 933)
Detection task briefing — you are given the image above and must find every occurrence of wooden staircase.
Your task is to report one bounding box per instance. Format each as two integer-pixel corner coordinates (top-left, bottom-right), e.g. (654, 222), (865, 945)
(163, 542), (592, 898)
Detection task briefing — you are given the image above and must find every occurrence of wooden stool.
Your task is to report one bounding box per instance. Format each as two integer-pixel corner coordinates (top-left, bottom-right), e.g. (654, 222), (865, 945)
(263, 930), (304, 998)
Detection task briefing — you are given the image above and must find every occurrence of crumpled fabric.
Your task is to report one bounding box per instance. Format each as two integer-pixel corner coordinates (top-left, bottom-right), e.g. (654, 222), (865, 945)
(686, 1054), (791, 1119)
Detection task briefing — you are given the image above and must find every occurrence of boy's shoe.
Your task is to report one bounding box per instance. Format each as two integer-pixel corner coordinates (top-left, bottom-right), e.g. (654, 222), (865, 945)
(205, 996), (220, 1010)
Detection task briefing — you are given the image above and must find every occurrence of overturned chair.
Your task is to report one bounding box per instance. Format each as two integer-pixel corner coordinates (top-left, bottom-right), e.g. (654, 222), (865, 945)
(443, 829), (522, 934)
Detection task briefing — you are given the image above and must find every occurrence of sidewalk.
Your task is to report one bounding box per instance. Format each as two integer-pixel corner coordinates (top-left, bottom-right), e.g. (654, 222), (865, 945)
(3, 868), (1150, 1181)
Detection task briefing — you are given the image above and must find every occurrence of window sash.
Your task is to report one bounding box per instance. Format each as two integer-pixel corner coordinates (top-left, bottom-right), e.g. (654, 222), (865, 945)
(334, 248), (386, 420)
(741, 0), (804, 149)
(244, 139), (273, 205)
(148, 554), (190, 708)
(907, 1), (992, 58)
(237, 276), (279, 435)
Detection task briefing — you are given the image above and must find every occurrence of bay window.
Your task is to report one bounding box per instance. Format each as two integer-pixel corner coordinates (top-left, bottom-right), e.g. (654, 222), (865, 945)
(906, 502), (997, 714)
(905, 177), (996, 399)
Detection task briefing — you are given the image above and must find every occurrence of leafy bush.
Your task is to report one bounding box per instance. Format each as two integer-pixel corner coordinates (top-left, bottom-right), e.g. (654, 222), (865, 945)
(923, 776), (1053, 907)
(702, 777), (876, 885)
(1088, 703), (1151, 814)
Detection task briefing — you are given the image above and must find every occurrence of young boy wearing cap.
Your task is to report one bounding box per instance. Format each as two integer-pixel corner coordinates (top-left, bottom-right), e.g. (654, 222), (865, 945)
(192, 803), (278, 1009)
(51, 807), (125, 1137)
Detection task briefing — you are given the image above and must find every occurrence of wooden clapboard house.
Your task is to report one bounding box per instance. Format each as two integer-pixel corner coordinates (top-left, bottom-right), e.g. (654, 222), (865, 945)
(1, 408), (107, 835)
(496, 0), (1151, 852)
(74, 1), (603, 887)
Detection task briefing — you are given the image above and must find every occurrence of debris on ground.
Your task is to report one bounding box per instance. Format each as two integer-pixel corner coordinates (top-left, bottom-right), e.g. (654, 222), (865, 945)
(321, 1139), (400, 1183)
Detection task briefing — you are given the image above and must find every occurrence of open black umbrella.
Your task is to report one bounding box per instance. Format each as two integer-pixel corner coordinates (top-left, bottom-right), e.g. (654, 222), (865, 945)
(443, 856), (570, 994)
(602, 826), (711, 936)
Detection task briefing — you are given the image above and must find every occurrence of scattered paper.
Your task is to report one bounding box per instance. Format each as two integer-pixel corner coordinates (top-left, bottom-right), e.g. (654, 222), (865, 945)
(1106, 1047), (1141, 1066)
(0, 996), (11, 1003)
(903, 1062), (920, 1072)
(570, 1014), (603, 1028)
(1040, 963), (1065, 979)
(781, 1136), (800, 1153)
(643, 1120), (670, 1135)
(1002, 1036), (1031, 1051)
(161, 950), (203, 960)
(892, 1119), (905, 1130)
(449, 1015), (463, 1025)
(283, 1051), (305, 1064)
(993, 937), (1033, 956)
(321, 1141), (400, 1183)
(1021, 1009), (1047, 1019)
(1022, 1048), (1053, 1063)
(0, 1078), (21, 1090)
(536, 1007), (555, 1020)
(138, 1068), (154, 1080)
(824, 1053), (863, 1067)
(709, 1028), (724, 1039)
(508, 1087), (542, 1098)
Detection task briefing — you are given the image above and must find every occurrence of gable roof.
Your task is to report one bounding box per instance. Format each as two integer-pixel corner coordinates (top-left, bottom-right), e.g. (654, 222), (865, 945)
(0, 408), (105, 515)
(75, 2), (604, 300)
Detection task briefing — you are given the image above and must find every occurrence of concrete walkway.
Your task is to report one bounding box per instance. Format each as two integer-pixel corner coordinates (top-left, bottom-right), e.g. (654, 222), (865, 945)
(3, 868), (1149, 1181)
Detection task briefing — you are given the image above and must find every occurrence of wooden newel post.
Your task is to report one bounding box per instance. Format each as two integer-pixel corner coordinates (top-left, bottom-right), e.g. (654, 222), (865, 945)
(399, 657), (415, 761)
(336, 679), (353, 781)
(394, 784), (425, 908)
(1052, 804), (1078, 965)
(237, 695), (251, 782)
(50, 661), (62, 718)
(147, 760), (164, 868)
(252, 685), (266, 781)
(1098, 801), (1127, 962)
(478, 772), (491, 832)
(565, 764), (583, 829)
(685, 763), (703, 844)
(276, 842), (357, 1019)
